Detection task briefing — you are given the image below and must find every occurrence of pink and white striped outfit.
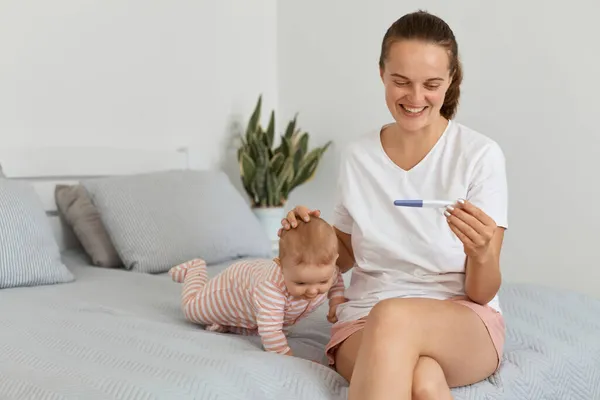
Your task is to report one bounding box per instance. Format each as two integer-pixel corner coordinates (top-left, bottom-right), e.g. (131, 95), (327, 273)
(169, 258), (345, 354)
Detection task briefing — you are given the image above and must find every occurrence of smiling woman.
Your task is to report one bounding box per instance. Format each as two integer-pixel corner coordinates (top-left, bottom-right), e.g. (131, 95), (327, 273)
(279, 10), (509, 400)
(378, 11), (462, 126)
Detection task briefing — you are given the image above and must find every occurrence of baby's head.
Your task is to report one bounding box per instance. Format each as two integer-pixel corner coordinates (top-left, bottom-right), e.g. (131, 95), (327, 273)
(277, 217), (339, 300)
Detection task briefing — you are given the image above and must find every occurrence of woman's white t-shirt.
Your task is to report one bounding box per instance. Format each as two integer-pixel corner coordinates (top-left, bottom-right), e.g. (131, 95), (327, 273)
(333, 120), (508, 324)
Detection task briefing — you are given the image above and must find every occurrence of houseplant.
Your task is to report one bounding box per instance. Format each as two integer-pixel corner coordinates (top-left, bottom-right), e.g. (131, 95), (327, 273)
(238, 95), (331, 241)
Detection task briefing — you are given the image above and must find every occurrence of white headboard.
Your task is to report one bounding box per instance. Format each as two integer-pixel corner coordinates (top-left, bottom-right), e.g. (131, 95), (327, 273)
(0, 146), (189, 250)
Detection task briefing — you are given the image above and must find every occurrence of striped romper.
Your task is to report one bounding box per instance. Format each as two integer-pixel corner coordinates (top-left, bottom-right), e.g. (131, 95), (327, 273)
(169, 258), (345, 354)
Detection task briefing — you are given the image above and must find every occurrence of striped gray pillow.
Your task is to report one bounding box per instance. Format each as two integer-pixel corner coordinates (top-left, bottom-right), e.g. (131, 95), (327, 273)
(0, 180), (74, 288)
(81, 170), (272, 274)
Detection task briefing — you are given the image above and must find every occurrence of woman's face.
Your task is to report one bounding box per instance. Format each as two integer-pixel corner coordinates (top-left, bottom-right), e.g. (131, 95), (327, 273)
(380, 39), (452, 132)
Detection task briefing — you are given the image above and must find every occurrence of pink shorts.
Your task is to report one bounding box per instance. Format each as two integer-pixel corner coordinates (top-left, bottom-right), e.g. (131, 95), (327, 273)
(325, 297), (506, 370)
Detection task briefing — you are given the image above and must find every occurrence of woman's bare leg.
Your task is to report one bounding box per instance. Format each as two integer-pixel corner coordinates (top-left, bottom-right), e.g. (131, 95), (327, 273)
(336, 335), (452, 399)
(335, 330), (363, 382)
(412, 357), (453, 400)
(336, 334), (453, 399)
(341, 298), (498, 400)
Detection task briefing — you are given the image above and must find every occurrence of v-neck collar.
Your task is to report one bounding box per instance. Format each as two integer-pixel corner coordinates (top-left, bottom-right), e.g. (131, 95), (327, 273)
(377, 120), (452, 174)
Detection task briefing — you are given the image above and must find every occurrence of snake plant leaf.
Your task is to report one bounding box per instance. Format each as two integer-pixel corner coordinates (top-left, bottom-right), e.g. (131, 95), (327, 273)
(298, 133), (309, 157)
(293, 150), (302, 173)
(266, 169), (280, 206)
(266, 110), (275, 148)
(278, 157), (295, 184)
(250, 179), (259, 205)
(240, 151), (256, 182)
(320, 140), (332, 156)
(255, 165), (267, 207)
(277, 157), (295, 199)
(280, 179), (290, 201)
(253, 125), (264, 145)
(239, 149), (257, 202)
(246, 95), (262, 140)
(248, 139), (258, 162)
(281, 135), (293, 159)
(269, 152), (285, 175)
(289, 146), (326, 190)
(284, 114), (297, 140)
(290, 157), (318, 190)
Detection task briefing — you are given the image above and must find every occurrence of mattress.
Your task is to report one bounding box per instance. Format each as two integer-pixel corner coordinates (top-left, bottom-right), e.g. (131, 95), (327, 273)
(0, 250), (599, 399)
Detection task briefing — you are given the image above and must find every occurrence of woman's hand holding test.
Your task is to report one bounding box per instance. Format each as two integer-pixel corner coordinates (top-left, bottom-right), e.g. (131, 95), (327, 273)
(445, 199), (504, 304)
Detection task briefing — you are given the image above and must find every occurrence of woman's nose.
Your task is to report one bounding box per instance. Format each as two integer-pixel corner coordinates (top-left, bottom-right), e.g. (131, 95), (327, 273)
(407, 86), (424, 103)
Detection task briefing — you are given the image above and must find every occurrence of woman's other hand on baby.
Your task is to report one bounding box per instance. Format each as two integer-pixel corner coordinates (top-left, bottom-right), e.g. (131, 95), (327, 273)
(327, 296), (347, 324)
(278, 205), (321, 236)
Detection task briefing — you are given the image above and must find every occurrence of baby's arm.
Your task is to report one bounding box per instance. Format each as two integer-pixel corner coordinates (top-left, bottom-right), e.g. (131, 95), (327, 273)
(253, 281), (292, 355)
(328, 268), (346, 300)
(327, 268), (346, 323)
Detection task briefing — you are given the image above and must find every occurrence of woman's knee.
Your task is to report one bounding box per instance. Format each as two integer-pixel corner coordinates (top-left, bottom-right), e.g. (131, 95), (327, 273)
(412, 357), (451, 400)
(412, 378), (450, 400)
(368, 298), (419, 332)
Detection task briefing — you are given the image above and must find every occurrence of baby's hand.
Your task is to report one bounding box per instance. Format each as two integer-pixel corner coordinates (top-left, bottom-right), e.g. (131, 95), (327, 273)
(327, 297), (347, 324)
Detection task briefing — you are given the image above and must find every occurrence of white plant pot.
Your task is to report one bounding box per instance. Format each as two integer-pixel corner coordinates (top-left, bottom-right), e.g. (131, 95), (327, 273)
(252, 206), (285, 244)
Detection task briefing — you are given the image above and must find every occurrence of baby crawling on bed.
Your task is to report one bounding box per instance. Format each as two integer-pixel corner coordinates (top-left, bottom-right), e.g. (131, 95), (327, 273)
(168, 217), (346, 356)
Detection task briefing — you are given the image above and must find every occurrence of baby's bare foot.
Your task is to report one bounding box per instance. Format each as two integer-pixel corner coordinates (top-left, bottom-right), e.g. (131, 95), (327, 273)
(206, 324), (228, 333)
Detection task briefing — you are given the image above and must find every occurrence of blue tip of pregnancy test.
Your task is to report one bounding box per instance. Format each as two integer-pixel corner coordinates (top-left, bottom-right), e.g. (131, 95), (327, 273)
(393, 200), (423, 207)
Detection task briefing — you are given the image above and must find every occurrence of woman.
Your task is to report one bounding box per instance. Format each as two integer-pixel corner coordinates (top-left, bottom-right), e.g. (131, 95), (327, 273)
(279, 10), (508, 400)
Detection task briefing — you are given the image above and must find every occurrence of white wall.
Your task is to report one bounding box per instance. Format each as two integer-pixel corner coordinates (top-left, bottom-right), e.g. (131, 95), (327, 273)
(278, 1), (600, 299)
(0, 0), (277, 175)
(4, 1), (599, 299)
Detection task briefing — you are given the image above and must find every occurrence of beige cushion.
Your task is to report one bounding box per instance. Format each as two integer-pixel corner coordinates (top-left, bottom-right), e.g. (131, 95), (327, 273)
(55, 184), (121, 268)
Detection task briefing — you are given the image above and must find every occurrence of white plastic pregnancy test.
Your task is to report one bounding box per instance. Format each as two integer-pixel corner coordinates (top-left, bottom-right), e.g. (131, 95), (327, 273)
(393, 199), (455, 208)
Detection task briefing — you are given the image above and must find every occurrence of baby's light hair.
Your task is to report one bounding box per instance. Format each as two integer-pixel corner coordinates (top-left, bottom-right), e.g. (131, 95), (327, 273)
(278, 217), (338, 267)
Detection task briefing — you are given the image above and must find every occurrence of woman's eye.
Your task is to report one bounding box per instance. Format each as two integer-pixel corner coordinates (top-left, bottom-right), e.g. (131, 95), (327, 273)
(394, 81), (408, 86)
(425, 85), (440, 90)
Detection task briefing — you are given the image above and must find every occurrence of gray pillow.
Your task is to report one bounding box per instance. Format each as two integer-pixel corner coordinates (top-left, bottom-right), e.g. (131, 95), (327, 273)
(0, 180), (75, 288)
(55, 184), (122, 268)
(80, 170), (272, 274)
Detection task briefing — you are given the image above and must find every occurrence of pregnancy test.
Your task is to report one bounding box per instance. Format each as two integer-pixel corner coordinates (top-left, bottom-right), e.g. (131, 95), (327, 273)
(393, 200), (454, 208)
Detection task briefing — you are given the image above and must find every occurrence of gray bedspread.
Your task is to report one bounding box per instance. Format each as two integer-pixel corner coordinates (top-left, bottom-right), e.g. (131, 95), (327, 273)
(0, 251), (599, 400)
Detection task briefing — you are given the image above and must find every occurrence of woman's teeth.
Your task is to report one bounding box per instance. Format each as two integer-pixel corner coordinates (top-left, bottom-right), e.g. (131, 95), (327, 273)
(401, 105), (426, 113)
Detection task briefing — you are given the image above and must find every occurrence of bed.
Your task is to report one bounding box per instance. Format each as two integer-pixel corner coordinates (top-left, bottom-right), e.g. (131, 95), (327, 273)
(1, 148), (599, 400)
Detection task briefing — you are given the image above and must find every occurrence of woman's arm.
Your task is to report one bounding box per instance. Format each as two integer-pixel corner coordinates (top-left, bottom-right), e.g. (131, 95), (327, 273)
(335, 227), (355, 273)
(464, 227), (504, 304)
(446, 200), (505, 305)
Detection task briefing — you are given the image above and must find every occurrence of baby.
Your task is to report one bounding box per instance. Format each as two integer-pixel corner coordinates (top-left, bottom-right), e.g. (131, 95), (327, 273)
(168, 217), (346, 356)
